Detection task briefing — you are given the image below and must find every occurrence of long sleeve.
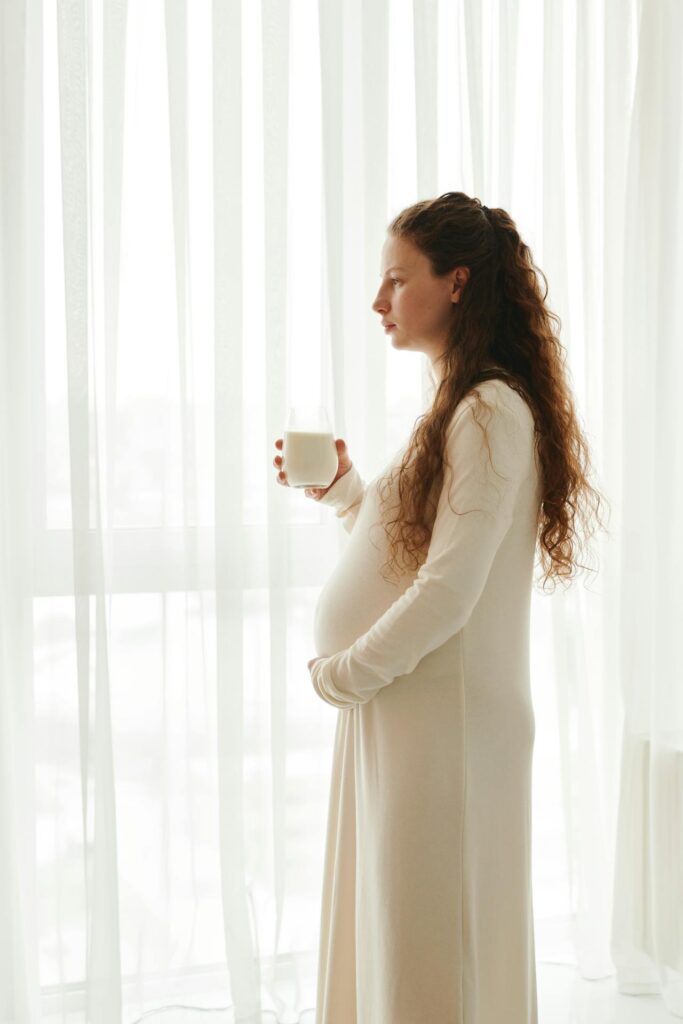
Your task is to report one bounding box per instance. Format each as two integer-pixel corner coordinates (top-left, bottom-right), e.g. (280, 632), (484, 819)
(310, 389), (535, 709)
(316, 462), (367, 535)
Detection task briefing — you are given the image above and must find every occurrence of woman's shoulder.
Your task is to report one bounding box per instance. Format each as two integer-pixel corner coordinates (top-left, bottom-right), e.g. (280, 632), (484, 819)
(449, 375), (536, 447)
(471, 375), (535, 427)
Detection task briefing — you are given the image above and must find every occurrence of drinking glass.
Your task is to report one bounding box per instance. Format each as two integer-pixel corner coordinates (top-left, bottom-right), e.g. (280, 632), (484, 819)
(282, 405), (338, 488)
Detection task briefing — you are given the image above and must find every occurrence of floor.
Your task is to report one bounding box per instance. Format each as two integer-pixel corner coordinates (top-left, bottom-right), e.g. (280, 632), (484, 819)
(160, 966), (679, 1022)
(537, 963), (678, 1023)
(39, 963), (679, 1023)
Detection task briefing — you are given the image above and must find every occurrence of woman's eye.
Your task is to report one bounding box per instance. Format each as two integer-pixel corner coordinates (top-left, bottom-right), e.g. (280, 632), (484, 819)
(391, 278), (401, 285)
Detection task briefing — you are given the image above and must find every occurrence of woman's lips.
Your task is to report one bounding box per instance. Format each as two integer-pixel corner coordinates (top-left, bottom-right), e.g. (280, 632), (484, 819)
(384, 323), (396, 332)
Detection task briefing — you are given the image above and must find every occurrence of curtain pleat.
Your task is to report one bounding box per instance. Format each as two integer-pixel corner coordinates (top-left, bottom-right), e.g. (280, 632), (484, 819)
(412, 0), (438, 198)
(0, 3), (41, 1022)
(318, 0), (346, 449)
(56, 0), (123, 1018)
(611, 0), (683, 1011)
(359, 0), (391, 442)
(261, 0), (293, 1019)
(211, 0), (261, 1018)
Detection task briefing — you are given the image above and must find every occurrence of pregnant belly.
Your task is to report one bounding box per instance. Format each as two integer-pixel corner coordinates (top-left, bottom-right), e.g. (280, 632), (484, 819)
(313, 549), (411, 656)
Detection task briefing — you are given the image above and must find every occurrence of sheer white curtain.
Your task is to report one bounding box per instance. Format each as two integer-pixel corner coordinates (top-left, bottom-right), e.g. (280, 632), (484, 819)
(1, 0), (682, 1021)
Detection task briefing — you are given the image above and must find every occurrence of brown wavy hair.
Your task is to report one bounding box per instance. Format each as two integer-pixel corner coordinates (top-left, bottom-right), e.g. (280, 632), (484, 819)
(374, 191), (609, 594)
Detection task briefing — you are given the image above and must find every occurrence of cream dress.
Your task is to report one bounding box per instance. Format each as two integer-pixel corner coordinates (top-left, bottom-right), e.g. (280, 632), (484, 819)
(310, 377), (541, 1024)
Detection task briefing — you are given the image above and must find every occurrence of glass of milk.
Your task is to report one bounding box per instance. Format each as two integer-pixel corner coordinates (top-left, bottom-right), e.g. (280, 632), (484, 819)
(283, 405), (338, 488)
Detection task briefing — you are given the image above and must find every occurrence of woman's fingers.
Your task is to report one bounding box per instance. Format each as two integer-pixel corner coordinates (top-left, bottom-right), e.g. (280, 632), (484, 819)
(273, 439), (286, 483)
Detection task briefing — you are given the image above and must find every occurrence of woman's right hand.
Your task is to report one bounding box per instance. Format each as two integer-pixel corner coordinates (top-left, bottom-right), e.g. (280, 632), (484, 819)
(273, 438), (353, 500)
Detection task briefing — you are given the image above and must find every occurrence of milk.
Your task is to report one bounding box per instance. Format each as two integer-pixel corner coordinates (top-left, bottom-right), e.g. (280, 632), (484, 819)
(283, 429), (338, 488)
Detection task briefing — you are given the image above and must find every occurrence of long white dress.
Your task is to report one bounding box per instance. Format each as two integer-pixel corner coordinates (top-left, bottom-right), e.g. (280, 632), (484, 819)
(309, 377), (541, 1024)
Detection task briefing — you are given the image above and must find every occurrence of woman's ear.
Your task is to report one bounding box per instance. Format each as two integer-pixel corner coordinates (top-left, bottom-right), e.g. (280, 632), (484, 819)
(450, 266), (470, 304)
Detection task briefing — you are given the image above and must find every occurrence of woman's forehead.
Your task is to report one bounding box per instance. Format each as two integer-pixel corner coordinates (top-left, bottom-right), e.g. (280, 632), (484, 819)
(381, 236), (423, 272)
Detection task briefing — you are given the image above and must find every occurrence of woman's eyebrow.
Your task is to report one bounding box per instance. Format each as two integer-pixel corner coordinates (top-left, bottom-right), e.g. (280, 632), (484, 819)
(380, 266), (407, 277)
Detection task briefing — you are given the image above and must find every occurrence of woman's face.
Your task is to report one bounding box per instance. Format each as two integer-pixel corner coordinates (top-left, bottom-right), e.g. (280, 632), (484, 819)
(372, 234), (469, 373)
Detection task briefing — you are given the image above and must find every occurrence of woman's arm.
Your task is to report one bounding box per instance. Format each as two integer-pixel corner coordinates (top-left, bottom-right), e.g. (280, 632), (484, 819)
(316, 463), (367, 535)
(310, 388), (535, 708)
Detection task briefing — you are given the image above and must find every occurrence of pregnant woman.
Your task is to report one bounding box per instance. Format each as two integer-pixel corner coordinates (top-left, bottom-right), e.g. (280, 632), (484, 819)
(274, 191), (606, 1023)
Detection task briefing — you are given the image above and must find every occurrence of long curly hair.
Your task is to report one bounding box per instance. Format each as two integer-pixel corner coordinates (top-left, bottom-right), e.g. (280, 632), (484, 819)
(375, 191), (609, 594)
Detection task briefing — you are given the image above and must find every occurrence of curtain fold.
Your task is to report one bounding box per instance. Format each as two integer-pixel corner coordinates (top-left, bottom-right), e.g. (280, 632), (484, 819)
(212, 0), (259, 1018)
(258, 0), (296, 1017)
(610, 0), (683, 1012)
(1, 0), (682, 1020)
(1, 6), (41, 1023)
(56, 0), (123, 1016)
